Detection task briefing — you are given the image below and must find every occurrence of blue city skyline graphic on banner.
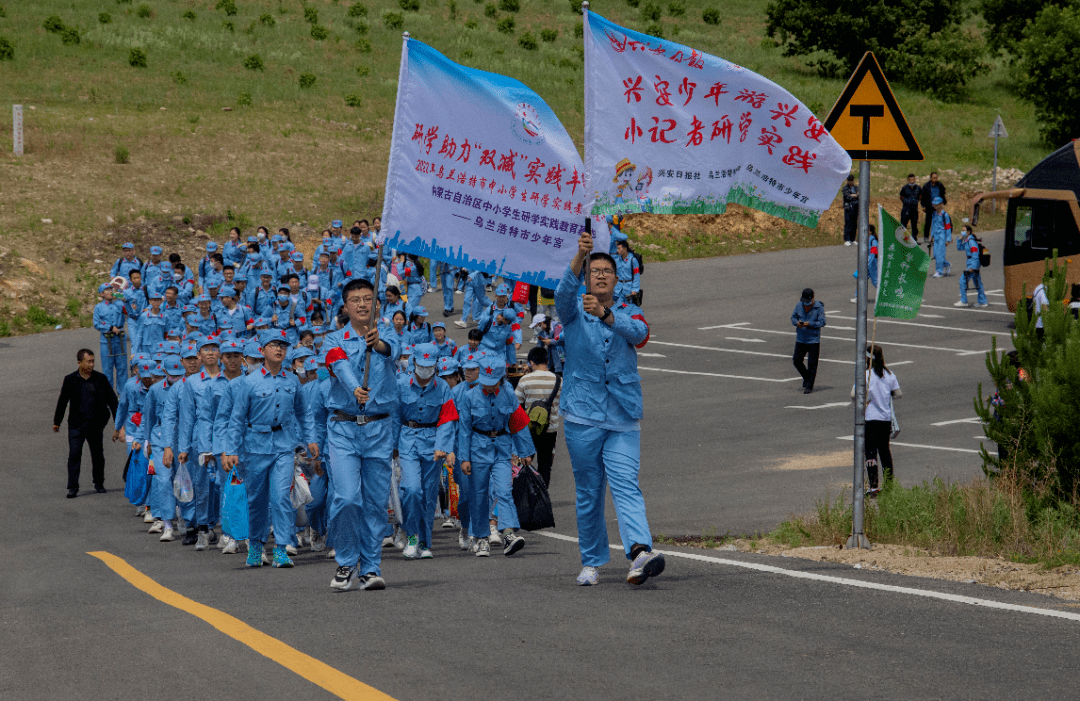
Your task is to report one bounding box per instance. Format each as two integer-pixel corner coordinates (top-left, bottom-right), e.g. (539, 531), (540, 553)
(383, 233), (561, 289)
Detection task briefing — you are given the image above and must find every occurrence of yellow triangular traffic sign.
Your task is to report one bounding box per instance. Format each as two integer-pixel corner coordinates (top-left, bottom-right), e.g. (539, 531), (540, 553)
(823, 52), (923, 161)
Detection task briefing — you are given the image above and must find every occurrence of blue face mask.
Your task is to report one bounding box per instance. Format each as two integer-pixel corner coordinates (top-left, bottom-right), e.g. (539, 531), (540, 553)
(277, 295), (289, 304)
(316, 367), (330, 381)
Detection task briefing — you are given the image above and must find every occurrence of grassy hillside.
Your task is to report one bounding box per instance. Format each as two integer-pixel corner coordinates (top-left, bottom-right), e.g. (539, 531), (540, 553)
(0, 0), (1054, 333)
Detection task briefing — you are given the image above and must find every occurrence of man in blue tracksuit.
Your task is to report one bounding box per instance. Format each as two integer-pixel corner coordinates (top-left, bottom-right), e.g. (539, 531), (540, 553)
(456, 354), (534, 558)
(322, 278), (401, 592)
(303, 356), (331, 553)
(955, 225), (988, 308)
(222, 329), (318, 568)
(132, 355), (186, 543)
(93, 283), (128, 391)
(449, 351), (483, 549)
(111, 242), (143, 280)
(454, 269), (490, 328)
(554, 231), (664, 587)
(791, 288), (826, 394)
(477, 284), (521, 368)
(929, 196), (952, 278)
(437, 261), (457, 317)
(393, 343), (459, 559)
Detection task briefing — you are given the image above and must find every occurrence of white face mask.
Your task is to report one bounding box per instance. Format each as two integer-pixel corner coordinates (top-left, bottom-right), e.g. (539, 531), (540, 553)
(415, 365), (435, 380)
(173, 272), (183, 281)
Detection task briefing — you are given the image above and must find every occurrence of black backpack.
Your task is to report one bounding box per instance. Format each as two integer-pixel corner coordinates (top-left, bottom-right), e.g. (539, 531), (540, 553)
(633, 251), (645, 275)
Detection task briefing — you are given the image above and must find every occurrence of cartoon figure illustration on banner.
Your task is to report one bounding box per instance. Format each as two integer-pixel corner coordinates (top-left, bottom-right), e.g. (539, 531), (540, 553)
(612, 158), (637, 204)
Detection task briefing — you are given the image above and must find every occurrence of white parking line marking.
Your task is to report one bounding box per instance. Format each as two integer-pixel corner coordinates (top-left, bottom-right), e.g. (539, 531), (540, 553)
(726, 337), (767, 343)
(920, 303), (1014, 316)
(649, 340), (854, 364)
(828, 314), (1004, 336)
(931, 417), (982, 426)
(639, 367), (801, 383)
(637, 352), (667, 358)
(837, 435), (980, 454)
(696, 325), (990, 356)
(785, 402), (850, 410)
(534, 532), (1080, 623)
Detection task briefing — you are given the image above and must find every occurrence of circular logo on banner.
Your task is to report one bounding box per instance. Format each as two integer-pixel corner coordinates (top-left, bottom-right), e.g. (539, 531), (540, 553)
(512, 103), (545, 146)
(895, 225), (917, 248)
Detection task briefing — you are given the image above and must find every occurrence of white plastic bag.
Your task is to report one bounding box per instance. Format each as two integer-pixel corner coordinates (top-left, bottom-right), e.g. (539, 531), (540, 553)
(290, 467), (313, 509)
(890, 397), (900, 439)
(173, 460), (195, 503)
(386, 457), (403, 525)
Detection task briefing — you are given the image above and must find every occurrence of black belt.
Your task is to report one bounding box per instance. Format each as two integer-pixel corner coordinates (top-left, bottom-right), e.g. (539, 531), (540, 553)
(472, 427), (507, 438)
(403, 420), (438, 429)
(332, 410), (389, 426)
(248, 423), (283, 432)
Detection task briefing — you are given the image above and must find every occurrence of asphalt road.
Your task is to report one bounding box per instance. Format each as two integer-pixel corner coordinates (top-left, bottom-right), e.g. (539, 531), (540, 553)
(5, 232), (1080, 701)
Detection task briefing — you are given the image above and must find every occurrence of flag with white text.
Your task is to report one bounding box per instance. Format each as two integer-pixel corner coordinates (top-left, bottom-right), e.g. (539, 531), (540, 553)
(583, 11), (852, 227)
(875, 205), (930, 319)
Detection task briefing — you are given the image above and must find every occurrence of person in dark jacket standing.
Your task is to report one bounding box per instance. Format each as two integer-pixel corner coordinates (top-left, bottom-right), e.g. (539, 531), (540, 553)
(919, 171), (946, 246)
(791, 289), (826, 394)
(53, 349), (119, 498)
(899, 173), (922, 242)
(842, 175), (858, 246)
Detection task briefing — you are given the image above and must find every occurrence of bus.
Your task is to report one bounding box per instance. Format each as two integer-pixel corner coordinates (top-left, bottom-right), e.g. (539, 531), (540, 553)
(970, 140), (1080, 312)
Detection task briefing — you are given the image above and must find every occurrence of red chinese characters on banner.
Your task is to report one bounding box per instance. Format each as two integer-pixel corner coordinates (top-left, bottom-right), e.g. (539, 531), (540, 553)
(623, 76), (644, 103)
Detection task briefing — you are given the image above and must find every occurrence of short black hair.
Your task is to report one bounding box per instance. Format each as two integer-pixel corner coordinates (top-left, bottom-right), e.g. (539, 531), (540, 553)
(129, 269), (141, 279)
(247, 243), (260, 253)
(386, 284), (401, 297)
(527, 346), (548, 366)
(359, 219), (369, 227)
(165, 285), (178, 294)
(907, 173), (915, 178)
(169, 253), (182, 264)
(210, 252), (224, 264)
(342, 278), (375, 301)
(77, 348), (94, 361)
(286, 273), (299, 283)
(350, 226), (362, 236)
(298, 329), (314, 341)
(589, 252), (617, 272)
(222, 264), (234, 272)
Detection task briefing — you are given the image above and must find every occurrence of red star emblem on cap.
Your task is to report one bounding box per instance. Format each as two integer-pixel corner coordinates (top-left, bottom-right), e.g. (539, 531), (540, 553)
(423, 353), (430, 359)
(484, 367), (493, 374)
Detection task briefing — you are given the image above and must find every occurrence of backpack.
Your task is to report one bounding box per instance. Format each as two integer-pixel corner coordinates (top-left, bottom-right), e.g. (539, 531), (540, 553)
(526, 375), (561, 437)
(633, 251), (645, 275)
(978, 239), (991, 267)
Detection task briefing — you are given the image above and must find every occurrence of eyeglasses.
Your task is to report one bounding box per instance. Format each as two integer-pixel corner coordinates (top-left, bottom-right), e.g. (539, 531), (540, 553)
(589, 269), (615, 278)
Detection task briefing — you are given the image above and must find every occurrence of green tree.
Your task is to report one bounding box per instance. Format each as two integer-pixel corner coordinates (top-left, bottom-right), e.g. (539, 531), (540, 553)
(765, 0), (986, 101)
(979, 0), (1067, 56)
(1015, 4), (1080, 146)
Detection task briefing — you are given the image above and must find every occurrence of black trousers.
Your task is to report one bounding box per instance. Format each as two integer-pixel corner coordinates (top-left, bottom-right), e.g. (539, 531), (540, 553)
(900, 205), (919, 238)
(530, 430), (558, 487)
(843, 208), (857, 242)
(923, 209), (934, 242)
(865, 420), (894, 489)
(792, 342), (820, 389)
(68, 426), (105, 490)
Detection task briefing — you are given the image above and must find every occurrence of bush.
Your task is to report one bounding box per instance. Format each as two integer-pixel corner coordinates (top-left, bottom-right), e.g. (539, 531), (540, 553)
(43, 16), (66, 34)
(465, 17), (478, 28)
(128, 47), (147, 67)
(310, 24), (328, 40)
(355, 37), (372, 52)
(171, 70), (187, 85)
(496, 16), (514, 33)
(568, 0), (583, 13)
(384, 11), (404, 29)
(702, 7), (719, 24)
(236, 92), (252, 106)
(26, 306), (59, 327)
(304, 6), (319, 24)
(0, 37), (12, 62)
(980, 0), (1055, 57)
(668, 0), (685, 16)
(347, 3), (368, 18)
(449, 0), (458, 19)
(1015, 5), (1080, 146)
(356, 64), (370, 76)
(114, 145), (130, 164)
(259, 13), (275, 26)
(484, 3), (497, 18)
(243, 54), (264, 70)
(0, 6), (5, 18)
(182, 10), (196, 21)
(344, 93), (362, 107)
(99, 12), (112, 24)
(222, 20), (234, 32)
(354, 21), (369, 35)
(518, 31), (537, 50)
(399, 0), (420, 10)
(640, 3), (661, 21)
(626, 0), (640, 6)
(574, 21), (583, 37)
(645, 22), (663, 38)
(216, 0), (237, 16)
(498, 0), (520, 11)
(880, 25), (987, 102)
(540, 28), (557, 42)
(299, 72), (317, 88)
(60, 27), (81, 45)
(136, 4), (151, 19)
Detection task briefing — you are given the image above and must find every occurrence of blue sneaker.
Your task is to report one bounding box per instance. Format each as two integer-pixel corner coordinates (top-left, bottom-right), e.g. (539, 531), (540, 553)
(576, 566), (600, 586)
(626, 550), (665, 585)
(246, 541), (264, 568)
(272, 545), (294, 568)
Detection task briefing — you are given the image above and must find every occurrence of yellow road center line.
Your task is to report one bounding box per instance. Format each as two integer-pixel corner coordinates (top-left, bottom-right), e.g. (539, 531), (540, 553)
(87, 551), (397, 701)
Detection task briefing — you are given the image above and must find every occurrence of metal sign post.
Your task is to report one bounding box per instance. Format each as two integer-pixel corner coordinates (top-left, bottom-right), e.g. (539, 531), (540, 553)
(987, 116), (1008, 214)
(13, 104), (23, 156)
(847, 159), (871, 550)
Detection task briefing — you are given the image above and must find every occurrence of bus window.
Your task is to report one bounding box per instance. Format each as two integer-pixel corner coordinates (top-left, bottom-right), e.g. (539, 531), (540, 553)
(1014, 206), (1032, 246)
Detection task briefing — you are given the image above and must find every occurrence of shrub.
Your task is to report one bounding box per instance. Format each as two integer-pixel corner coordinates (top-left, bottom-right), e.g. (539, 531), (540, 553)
(399, 0), (420, 10)
(465, 17), (478, 28)
(355, 38), (372, 52)
(558, 57), (575, 68)
(26, 306), (59, 327)
(347, 4), (368, 18)
(0, 6), (5, 18)
(60, 27), (81, 45)
(518, 31), (537, 50)
(243, 54), (264, 70)
(299, 72), (316, 88)
(355, 22), (369, 35)
(356, 64), (370, 76)
(702, 7), (719, 24)
(136, 4), (152, 19)
(1016, 4), (1080, 146)
(43, 16), (66, 34)
(236, 92), (252, 106)
(171, 70), (187, 85)
(383, 11), (404, 29)
(498, 0), (520, 11)
(449, 0), (458, 19)
(114, 145), (130, 164)
(344, 93), (362, 107)
(128, 47), (147, 67)
(484, 3), (497, 18)
(568, 0), (583, 13)
(496, 16), (514, 33)
(574, 21), (582, 37)
(626, 0), (640, 6)
(259, 13), (275, 26)
(540, 28), (558, 42)
(310, 24), (328, 39)
(222, 20), (234, 31)
(460, 48), (473, 59)
(216, 0), (237, 17)
(0, 37), (12, 62)
(0, 321), (9, 338)
(669, 0), (685, 16)
(645, 22), (663, 37)
(99, 12), (112, 24)
(303, 6), (318, 24)
(182, 10), (196, 21)
(641, 3), (661, 21)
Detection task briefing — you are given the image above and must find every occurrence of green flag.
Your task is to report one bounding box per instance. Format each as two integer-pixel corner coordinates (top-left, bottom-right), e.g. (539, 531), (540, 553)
(874, 205), (930, 319)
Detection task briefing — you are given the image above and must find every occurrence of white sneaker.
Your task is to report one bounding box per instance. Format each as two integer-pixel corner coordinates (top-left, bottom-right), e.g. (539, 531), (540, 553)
(488, 524), (502, 545)
(148, 520), (164, 534)
(382, 536), (395, 548)
(393, 527), (406, 551)
(976, 302), (990, 308)
(441, 517), (457, 529)
(195, 532), (209, 551)
(576, 566), (600, 586)
(135, 505), (145, 517)
(326, 548), (336, 559)
(459, 528), (470, 551)
(159, 525), (175, 542)
(455, 289), (462, 295)
(954, 301), (970, 307)
(932, 272), (943, 278)
(310, 533), (327, 552)
(453, 320), (467, 328)
(143, 509), (155, 524)
(285, 544), (298, 556)
(331, 565), (358, 592)
(403, 535), (420, 559)
(419, 546), (433, 559)
(222, 537), (239, 554)
(475, 539), (490, 557)
(844, 241), (852, 246)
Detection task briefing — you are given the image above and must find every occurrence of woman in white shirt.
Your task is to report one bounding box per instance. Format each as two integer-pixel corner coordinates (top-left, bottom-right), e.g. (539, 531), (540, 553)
(854, 345), (902, 493)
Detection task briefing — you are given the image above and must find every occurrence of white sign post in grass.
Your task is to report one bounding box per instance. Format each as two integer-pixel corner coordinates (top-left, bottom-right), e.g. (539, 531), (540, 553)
(13, 104), (23, 156)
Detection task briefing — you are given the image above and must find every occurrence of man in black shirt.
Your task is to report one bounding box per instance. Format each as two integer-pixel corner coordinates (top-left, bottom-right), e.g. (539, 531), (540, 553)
(899, 173), (922, 242)
(53, 349), (118, 498)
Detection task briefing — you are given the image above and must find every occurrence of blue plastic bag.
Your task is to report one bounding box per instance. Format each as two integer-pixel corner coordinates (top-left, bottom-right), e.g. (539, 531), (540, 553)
(124, 449), (151, 506)
(222, 477), (249, 541)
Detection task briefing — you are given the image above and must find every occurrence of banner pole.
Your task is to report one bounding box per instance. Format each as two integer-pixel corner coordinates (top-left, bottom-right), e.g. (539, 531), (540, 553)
(847, 159), (871, 550)
(584, 217), (593, 296)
